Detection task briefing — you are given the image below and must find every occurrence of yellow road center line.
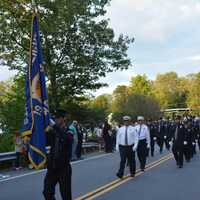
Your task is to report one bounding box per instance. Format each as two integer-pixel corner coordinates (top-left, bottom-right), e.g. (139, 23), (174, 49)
(89, 155), (173, 199)
(75, 154), (173, 200)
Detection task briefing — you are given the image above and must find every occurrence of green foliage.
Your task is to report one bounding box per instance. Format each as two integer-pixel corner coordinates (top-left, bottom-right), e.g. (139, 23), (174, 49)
(128, 74), (152, 96)
(187, 72), (200, 109)
(112, 93), (161, 122)
(152, 72), (187, 109)
(0, 76), (25, 135)
(90, 94), (112, 111)
(0, 134), (14, 152)
(111, 85), (128, 113)
(0, 0), (134, 107)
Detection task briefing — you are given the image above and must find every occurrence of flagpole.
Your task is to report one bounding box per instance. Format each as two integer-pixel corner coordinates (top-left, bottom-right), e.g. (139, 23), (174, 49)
(32, 0), (38, 13)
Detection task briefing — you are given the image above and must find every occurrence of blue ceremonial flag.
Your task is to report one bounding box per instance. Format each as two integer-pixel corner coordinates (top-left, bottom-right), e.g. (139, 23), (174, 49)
(20, 14), (50, 169)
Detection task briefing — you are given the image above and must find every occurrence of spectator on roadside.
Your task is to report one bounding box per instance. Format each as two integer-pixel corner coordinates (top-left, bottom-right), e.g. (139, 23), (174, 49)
(94, 124), (104, 149)
(69, 120), (78, 161)
(22, 136), (31, 168)
(76, 124), (83, 160)
(14, 132), (23, 170)
(102, 121), (113, 153)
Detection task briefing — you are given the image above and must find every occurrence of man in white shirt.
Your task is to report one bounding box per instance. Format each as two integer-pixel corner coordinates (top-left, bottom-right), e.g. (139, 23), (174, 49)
(116, 116), (138, 178)
(135, 116), (150, 171)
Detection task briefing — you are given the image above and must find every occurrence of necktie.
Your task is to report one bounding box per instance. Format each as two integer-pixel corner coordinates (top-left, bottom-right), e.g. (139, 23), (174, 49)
(138, 125), (142, 138)
(175, 126), (178, 140)
(125, 126), (128, 145)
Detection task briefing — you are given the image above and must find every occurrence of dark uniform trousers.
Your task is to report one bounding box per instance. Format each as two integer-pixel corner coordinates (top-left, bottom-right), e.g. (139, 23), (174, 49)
(118, 145), (135, 176)
(137, 139), (148, 170)
(43, 164), (72, 200)
(163, 136), (170, 150)
(183, 144), (191, 161)
(150, 138), (155, 157)
(172, 143), (184, 166)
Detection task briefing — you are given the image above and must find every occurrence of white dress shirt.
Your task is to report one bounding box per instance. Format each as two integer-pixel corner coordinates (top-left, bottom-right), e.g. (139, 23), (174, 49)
(116, 125), (139, 151)
(134, 124), (150, 147)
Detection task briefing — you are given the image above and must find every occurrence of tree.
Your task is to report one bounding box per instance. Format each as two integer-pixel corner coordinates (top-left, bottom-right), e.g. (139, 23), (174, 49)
(112, 93), (160, 122)
(0, 76), (25, 135)
(187, 73), (200, 110)
(152, 72), (187, 109)
(88, 94), (112, 120)
(111, 85), (128, 113)
(128, 74), (152, 96)
(0, 0), (134, 107)
(90, 94), (112, 111)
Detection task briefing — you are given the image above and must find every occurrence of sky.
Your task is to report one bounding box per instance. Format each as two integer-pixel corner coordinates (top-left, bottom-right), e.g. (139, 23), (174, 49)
(1, 0), (200, 95)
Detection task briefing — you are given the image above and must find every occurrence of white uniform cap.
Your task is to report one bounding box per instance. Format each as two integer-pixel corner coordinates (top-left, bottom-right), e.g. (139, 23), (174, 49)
(137, 116), (144, 121)
(195, 117), (200, 122)
(123, 116), (131, 121)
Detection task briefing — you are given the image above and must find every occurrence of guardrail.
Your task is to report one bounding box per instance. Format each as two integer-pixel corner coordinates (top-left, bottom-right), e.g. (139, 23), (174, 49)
(0, 142), (101, 163)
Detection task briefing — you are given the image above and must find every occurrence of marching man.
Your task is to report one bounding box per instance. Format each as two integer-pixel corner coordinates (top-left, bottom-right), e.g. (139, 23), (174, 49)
(116, 116), (138, 178)
(135, 116), (150, 171)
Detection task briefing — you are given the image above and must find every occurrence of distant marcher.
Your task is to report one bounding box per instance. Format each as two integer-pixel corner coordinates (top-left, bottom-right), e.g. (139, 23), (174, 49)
(147, 120), (157, 157)
(172, 116), (185, 168)
(156, 118), (165, 154)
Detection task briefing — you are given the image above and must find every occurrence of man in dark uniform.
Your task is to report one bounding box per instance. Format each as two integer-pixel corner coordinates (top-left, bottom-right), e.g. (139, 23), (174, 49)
(163, 120), (171, 151)
(156, 118), (165, 154)
(183, 119), (194, 162)
(43, 110), (73, 200)
(147, 120), (157, 157)
(172, 116), (185, 168)
(194, 117), (200, 152)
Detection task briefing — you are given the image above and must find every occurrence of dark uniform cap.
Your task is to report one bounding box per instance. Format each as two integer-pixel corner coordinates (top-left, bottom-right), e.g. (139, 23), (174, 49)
(175, 115), (181, 120)
(53, 109), (67, 118)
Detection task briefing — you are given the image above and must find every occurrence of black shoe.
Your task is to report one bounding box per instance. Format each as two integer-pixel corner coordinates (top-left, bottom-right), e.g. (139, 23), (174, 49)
(130, 173), (135, 177)
(116, 173), (123, 179)
(141, 168), (145, 172)
(179, 165), (183, 168)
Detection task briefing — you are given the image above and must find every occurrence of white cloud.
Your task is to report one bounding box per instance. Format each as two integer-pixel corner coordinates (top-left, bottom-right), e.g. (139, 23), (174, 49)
(0, 66), (17, 81)
(106, 0), (200, 43)
(187, 55), (200, 61)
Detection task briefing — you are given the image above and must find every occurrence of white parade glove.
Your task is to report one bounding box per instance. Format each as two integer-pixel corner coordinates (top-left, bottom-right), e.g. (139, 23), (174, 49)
(169, 141), (172, 145)
(116, 145), (119, 152)
(164, 136), (167, 139)
(192, 142), (196, 146)
(184, 141), (187, 145)
(147, 144), (150, 149)
(50, 118), (56, 126)
(153, 137), (157, 141)
(132, 145), (137, 152)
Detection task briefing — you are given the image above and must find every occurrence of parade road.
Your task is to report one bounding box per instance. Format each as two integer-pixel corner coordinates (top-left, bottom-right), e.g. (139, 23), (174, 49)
(1, 149), (200, 200)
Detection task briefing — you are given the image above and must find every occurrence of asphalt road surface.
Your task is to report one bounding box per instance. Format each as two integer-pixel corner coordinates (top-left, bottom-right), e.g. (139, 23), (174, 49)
(1, 148), (200, 200)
